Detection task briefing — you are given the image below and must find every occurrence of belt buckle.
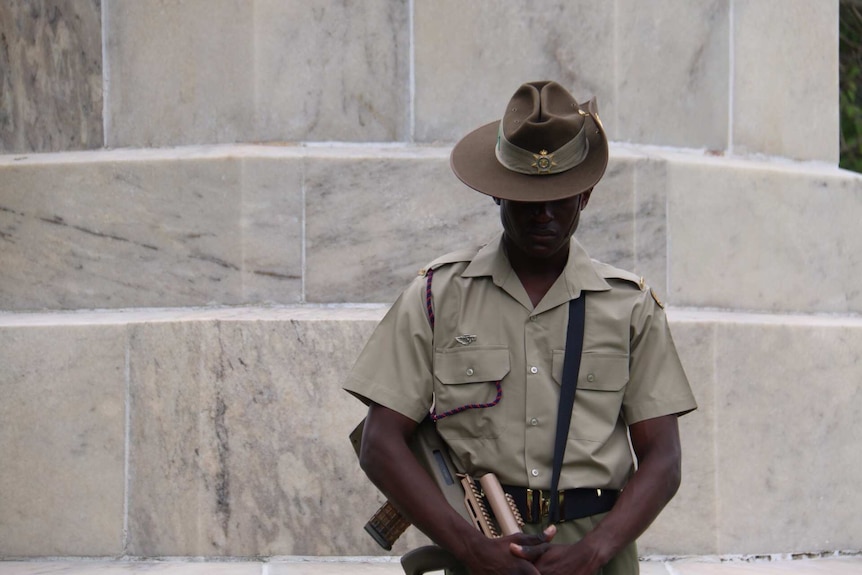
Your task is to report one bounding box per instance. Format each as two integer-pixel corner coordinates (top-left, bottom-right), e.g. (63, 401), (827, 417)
(525, 489), (564, 523)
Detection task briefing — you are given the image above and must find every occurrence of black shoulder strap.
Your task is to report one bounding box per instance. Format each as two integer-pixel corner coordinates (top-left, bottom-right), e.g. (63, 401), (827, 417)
(548, 294), (586, 524)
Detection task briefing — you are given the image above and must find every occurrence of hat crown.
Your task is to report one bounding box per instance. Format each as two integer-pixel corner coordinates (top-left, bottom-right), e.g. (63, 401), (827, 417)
(502, 81), (586, 153)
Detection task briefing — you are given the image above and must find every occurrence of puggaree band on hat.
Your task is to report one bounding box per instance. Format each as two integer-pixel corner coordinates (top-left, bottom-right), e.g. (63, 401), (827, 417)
(495, 115), (589, 176)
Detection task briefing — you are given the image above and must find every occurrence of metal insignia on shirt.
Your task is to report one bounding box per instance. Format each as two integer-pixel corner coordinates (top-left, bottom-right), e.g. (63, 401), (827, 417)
(455, 334), (477, 346)
(650, 288), (665, 309)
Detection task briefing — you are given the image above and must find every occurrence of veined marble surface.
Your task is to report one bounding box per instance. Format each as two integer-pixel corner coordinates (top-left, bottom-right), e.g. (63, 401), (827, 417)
(2, 144), (860, 312)
(667, 155), (862, 314)
(0, 324), (126, 555)
(413, 0), (615, 143)
(0, 153), (303, 310)
(732, 1), (839, 162)
(0, 0), (103, 153)
(104, 0), (409, 147)
(122, 315), (432, 556)
(17, 0), (825, 160)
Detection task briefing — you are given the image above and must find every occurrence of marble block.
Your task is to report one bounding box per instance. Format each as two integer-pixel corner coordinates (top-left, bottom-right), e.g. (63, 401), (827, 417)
(667, 154), (862, 314)
(412, 0), (615, 143)
(0, 149), (303, 310)
(104, 0), (409, 147)
(103, 0), (255, 148)
(615, 0), (729, 150)
(0, 324), (126, 556)
(0, 0), (103, 153)
(125, 307), (434, 556)
(253, 0), (410, 142)
(712, 317), (862, 555)
(732, 1), (839, 162)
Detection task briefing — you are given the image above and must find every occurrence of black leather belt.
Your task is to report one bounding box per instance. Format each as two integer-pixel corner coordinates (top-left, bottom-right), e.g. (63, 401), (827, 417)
(502, 485), (619, 524)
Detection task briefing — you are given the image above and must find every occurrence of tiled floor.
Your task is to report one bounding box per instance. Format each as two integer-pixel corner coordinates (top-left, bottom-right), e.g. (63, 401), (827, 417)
(0, 557), (860, 574)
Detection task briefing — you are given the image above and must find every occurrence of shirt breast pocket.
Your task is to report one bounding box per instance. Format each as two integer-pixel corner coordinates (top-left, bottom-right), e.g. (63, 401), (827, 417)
(553, 352), (628, 442)
(433, 346), (511, 439)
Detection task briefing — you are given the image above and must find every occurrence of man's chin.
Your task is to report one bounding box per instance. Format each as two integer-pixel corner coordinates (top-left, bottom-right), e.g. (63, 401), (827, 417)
(524, 243), (565, 259)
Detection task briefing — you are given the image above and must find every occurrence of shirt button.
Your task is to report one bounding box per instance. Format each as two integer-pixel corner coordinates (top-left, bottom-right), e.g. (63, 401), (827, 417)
(530, 366), (539, 374)
(587, 373), (595, 382)
(529, 316), (537, 322)
(531, 469), (539, 477)
(466, 368), (474, 376)
(530, 418), (538, 426)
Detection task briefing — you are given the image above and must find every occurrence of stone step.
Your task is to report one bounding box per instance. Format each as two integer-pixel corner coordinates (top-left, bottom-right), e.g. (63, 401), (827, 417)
(2, 145), (861, 314)
(1, 555), (861, 575)
(1, 306), (861, 557)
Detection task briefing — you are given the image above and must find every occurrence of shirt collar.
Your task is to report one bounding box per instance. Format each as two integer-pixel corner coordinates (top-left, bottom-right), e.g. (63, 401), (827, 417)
(463, 233), (610, 311)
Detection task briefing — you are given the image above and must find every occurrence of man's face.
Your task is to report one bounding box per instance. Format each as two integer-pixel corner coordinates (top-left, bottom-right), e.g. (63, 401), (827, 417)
(498, 191), (591, 260)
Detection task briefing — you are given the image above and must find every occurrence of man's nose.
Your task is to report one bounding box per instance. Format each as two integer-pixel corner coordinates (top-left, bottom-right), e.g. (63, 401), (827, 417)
(529, 202), (553, 220)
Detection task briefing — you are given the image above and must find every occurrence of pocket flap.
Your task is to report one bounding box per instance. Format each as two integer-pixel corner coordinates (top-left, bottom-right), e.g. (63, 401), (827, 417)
(579, 354), (628, 391)
(553, 352), (628, 391)
(435, 347), (510, 384)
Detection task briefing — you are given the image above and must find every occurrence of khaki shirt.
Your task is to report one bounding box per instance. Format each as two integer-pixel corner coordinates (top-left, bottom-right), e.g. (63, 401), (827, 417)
(345, 234), (696, 491)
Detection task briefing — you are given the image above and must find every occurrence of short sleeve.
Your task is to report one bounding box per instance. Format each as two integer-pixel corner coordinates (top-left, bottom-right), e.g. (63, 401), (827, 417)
(343, 274), (435, 423)
(622, 288), (697, 424)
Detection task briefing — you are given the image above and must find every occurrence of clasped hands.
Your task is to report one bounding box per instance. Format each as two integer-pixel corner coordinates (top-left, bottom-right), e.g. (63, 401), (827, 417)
(475, 524), (601, 575)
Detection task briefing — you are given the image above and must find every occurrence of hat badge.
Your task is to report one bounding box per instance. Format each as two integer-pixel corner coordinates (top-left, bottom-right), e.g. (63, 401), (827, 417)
(531, 150), (557, 174)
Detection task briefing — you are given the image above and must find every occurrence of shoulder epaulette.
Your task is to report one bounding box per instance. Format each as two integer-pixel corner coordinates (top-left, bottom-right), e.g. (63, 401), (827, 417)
(417, 246), (482, 276)
(591, 260), (642, 288)
(591, 260), (665, 308)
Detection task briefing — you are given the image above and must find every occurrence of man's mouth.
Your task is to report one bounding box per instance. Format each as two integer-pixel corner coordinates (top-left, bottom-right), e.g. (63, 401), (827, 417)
(527, 228), (555, 238)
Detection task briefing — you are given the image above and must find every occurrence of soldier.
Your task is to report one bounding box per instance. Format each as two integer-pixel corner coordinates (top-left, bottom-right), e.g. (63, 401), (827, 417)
(345, 80), (697, 575)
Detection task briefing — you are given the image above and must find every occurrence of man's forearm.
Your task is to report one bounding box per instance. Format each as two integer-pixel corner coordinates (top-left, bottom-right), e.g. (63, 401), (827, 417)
(358, 407), (488, 564)
(574, 414), (682, 565)
(578, 447), (680, 564)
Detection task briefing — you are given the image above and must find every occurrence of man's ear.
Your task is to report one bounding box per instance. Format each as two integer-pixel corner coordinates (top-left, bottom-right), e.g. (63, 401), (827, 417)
(579, 189), (593, 210)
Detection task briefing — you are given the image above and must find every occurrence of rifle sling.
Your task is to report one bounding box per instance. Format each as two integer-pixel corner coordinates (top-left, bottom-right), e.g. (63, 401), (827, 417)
(548, 293), (586, 524)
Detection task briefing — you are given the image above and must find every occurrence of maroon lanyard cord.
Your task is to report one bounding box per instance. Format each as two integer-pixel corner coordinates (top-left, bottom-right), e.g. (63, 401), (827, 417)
(425, 268), (503, 422)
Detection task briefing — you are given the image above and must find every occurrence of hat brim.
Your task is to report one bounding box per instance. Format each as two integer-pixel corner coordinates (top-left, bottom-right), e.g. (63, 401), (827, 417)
(450, 106), (608, 202)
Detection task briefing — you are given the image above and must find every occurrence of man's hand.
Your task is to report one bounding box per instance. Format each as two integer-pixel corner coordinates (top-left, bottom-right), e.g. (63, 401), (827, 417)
(511, 538), (602, 575)
(462, 529), (555, 575)
(507, 524), (556, 563)
(510, 525), (602, 575)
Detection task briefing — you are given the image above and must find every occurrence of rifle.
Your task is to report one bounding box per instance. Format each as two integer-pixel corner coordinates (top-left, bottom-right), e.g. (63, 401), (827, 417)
(350, 417), (524, 574)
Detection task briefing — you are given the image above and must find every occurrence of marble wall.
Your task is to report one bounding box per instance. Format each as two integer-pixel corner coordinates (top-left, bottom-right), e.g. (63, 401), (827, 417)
(0, 0), (858, 562)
